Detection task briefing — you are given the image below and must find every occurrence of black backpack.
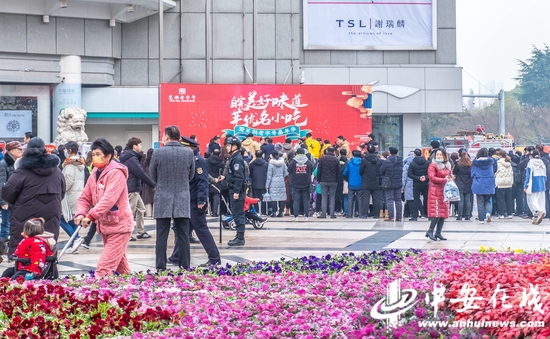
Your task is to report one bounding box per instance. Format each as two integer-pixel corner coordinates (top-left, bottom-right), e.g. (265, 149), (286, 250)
(512, 162), (521, 186)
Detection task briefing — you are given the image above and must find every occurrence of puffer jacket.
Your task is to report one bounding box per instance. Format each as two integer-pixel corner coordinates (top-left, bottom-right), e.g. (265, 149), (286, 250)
(402, 155), (414, 201)
(471, 157), (495, 195)
(343, 156), (362, 190)
(75, 160), (134, 235)
(62, 156), (85, 218)
(379, 155), (404, 189)
(2, 150), (65, 256)
(453, 163), (472, 193)
(305, 137), (321, 159)
(360, 153), (381, 190)
(265, 158), (288, 201)
(249, 157), (269, 190)
(495, 158), (513, 188)
(119, 148), (156, 193)
(0, 152), (16, 206)
(427, 161), (451, 218)
(524, 158), (547, 193)
(242, 137), (261, 159)
(408, 156), (430, 188)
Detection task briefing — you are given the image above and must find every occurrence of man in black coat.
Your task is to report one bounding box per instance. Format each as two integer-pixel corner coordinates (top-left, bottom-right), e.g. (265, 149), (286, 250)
(207, 149), (225, 217)
(249, 150), (269, 215)
(407, 148), (430, 221)
(359, 145), (381, 218)
(2, 137), (66, 256)
(0, 141), (24, 243)
(119, 137), (156, 240)
(288, 147), (314, 221)
(261, 138), (275, 163)
(379, 147), (404, 221)
(317, 147), (340, 218)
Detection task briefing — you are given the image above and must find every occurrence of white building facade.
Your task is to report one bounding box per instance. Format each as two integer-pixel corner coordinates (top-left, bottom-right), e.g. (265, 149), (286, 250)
(0, 0), (461, 154)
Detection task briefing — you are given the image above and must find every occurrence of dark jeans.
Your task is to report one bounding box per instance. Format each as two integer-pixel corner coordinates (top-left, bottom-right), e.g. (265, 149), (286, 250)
(360, 189), (381, 217)
(477, 194), (492, 221)
(1, 208), (10, 239)
(457, 192), (472, 218)
(320, 182), (338, 217)
(385, 188), (402, 219)
(348, 189), (362, 218)
(292, 187), (310, 217)
(60, 216), (80, 247)
(156, 217), (190, 270)
(251, 188), (267, 215)
(496, 187), (514, 217)
(230, 191), (246, 236)
(512, 184), (524, 215)
(412, 186), (428, 218)
(315, 194), (322, 212)
(209, 192), (220, 216)
(270, 201), (285, 215)
(83, 222), (97, 246)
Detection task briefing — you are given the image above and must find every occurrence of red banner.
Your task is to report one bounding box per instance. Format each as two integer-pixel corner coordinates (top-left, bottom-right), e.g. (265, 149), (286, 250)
(159, 84), (372, 150)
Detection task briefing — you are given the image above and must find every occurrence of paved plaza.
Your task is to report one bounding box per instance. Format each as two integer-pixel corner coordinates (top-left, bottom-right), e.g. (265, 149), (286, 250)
(2, 216), (549, 277)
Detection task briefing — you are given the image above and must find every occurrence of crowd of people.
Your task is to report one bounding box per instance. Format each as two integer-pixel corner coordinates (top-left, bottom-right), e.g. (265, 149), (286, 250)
(0, 127), (547, 279)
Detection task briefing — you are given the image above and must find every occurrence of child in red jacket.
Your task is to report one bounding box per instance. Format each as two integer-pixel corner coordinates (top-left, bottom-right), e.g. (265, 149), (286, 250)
(1, 218), (54, 281)
(244, 196), (267, 222)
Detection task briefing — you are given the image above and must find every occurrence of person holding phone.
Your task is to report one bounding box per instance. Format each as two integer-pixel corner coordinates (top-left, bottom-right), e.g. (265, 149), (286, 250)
(74, 138), (134, 277)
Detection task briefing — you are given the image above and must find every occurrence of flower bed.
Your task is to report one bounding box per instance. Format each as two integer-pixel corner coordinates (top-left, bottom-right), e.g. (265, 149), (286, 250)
(0, 249), (549, 338)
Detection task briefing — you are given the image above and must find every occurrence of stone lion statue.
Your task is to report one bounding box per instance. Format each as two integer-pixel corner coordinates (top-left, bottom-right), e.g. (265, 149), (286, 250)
(55, 107), (88, 144)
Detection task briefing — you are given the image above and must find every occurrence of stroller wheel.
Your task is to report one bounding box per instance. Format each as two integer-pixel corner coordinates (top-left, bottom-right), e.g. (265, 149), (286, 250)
(229, 221), (236, 230)
(222, 220), (231, 229)
(252, 219), (265, 229)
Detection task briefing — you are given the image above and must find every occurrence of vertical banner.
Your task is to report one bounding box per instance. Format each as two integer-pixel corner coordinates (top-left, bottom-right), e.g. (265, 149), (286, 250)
(53, 83), (81, 117)
(160, 84), (373, 150)
(304, 0), (435, 50)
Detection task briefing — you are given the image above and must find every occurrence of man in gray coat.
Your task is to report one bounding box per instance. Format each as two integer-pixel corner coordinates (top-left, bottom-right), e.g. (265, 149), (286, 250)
(150, 126), (195, 270)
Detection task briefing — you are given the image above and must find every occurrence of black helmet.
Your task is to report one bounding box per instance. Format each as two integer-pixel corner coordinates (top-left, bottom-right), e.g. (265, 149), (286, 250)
(226, 137), (241, 149)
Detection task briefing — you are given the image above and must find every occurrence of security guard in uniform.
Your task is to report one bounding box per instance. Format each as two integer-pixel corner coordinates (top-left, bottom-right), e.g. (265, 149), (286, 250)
(225, 137), (247, 246)
(169, 136), (221, 266)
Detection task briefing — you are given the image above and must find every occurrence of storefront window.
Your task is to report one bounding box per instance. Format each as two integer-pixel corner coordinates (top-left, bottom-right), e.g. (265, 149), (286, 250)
(372, 115), (402, 155)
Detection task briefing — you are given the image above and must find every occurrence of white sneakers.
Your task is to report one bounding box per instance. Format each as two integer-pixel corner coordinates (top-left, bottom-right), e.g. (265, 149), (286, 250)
(292, 216), (311, 222)
(65, 237), (85, 254)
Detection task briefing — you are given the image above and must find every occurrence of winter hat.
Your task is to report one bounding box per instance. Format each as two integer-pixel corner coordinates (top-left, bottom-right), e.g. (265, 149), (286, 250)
(27, 137), (46, 149)
(5, 141), (23, 151)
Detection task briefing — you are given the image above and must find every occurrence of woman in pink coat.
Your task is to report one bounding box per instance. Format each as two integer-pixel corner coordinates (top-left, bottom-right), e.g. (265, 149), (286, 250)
(74, 139), (134, 277)
(425, 148), (453, 242)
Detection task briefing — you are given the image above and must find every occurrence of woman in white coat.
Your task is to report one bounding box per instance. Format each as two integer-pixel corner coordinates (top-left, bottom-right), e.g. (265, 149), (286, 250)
(495, 150), (514, 219)
(265, 150), (288, 217)
(61, 141), (86, 253)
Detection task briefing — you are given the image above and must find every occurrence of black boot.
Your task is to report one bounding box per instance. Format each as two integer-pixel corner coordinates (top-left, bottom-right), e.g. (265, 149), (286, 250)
(228, 234), (245, 246)
(434, 218), (447, 240)
(425, 219), (437, 241)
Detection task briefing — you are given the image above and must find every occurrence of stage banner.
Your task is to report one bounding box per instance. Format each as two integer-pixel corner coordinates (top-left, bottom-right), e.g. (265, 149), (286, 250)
(160, 84), (373, 150)
(304, 0), (434, 50)
(0, 110), (33, 139)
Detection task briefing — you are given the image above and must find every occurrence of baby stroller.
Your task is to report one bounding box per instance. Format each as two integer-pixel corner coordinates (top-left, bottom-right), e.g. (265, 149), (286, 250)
(8, 231), (62, 280)
(221, 196), (267, 230)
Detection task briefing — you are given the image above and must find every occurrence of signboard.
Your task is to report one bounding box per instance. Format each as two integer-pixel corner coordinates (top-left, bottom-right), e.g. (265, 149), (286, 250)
(304, 0), (436, 50)
(0, 110), (33, 139)
(159, 84), (373, 150)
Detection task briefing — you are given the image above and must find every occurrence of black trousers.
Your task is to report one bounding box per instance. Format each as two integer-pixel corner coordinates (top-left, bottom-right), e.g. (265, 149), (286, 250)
(83, 222), (97, 246)
(292, 187), (310, 217)
(156, 218), (189, 270)
(172, 204), (220, 263)
(412, 186), (429, 218)
(360, 189), (381, 217)
(231, 191), (246, 236)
